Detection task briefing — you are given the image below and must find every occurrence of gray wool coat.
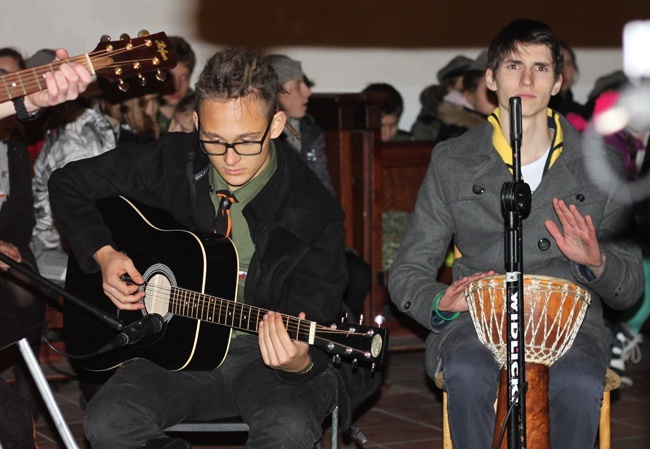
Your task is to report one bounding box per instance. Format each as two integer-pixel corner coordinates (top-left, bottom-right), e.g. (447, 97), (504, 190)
(388, 114), (644, 378)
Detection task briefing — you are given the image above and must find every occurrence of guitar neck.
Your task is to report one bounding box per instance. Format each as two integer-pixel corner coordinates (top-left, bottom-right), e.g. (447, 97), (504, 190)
(1, 31), (176, 105)
(169, 286), (316, 345)
(0, 55), (94, 104)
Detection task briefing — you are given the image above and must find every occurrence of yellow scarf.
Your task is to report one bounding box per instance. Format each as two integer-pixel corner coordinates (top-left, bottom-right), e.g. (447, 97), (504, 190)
(487, 108), (564, 175)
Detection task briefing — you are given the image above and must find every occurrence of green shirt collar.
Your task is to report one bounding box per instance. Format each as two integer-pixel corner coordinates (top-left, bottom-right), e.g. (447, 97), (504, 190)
(209, 140), (278, 204)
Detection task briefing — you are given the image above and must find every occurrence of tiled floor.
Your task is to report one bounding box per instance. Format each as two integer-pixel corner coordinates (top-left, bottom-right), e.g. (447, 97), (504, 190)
(3, 320), (650, 449)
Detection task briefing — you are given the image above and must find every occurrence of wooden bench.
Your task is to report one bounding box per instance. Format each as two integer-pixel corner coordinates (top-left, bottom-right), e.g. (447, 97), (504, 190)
(310, 92), (438, 346)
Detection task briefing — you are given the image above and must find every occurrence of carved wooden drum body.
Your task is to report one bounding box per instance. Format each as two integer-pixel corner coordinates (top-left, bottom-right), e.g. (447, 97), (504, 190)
(465, 275), (591, 449)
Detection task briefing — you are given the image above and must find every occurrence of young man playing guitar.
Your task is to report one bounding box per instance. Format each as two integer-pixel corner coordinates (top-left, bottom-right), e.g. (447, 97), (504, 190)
(49, 47), (351, 449)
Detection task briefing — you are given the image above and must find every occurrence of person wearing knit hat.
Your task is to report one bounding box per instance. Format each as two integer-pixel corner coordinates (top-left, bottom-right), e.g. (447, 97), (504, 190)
(26, 49), (56, 69)
(266, 54), (334, 194)
(439, 55), (474, 110)
(436, 55), (473, 87)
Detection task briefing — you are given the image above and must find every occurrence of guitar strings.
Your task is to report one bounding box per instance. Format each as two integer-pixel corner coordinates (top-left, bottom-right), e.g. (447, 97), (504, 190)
(0, 41), (160, 97)
(126, 279), (373, 346)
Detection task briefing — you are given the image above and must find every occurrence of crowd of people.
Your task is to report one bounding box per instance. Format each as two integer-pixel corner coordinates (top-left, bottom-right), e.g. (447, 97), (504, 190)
(0, 17), (647, 449)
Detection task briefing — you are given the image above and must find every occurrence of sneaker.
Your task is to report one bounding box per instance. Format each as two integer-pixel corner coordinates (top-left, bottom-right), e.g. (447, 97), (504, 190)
(610, 365), (634, 388)
(610, 323), (643, 387)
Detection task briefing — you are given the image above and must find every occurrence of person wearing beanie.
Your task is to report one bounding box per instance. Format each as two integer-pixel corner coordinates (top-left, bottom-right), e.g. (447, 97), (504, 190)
(411, 52), (495, 142)
(266, 54), (334, 194)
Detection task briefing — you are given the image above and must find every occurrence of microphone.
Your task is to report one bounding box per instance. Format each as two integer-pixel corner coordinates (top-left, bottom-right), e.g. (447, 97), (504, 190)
(510, 96), (522, 144)
(93, 313), (164, 356)
(509, 96), (523, 182)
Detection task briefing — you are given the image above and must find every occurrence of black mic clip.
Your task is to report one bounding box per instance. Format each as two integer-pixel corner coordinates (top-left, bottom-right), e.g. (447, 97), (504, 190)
(93, 313), (164, 357)
(501, 180), (532, 218)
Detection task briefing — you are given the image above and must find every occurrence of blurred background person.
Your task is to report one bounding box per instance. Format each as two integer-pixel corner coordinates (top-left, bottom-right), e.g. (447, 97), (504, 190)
(362, 83), (412, 142)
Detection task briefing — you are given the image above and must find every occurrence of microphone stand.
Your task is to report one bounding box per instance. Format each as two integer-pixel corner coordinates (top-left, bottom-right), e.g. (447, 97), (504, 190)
(0, 251), (125, 449)
(0, 252), (125, 332)
(500, 97), (531, 449)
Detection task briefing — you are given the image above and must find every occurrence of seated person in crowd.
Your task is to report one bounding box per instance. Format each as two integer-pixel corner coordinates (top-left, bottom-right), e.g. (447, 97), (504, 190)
(461, 51), (498, 118)
(589, 83), (650, 388)
(548, 42), (588, 120)
(266, 54), (334, 195)
(389, 18), (644, 449)
(151, 36), (196, 132)
(168, 92), (196, 133)
(0, 45), (91, 449)
(411, 54), (473, 141)
(48, 47), (352, 449)
(31, 98), (116, 284)
(362, 83), (412, 142)
(94, 77), (161, 145)
(267, 54), (371, 318)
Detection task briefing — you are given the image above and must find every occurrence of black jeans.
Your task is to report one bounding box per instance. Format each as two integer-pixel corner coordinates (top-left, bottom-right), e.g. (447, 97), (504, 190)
(84, 336), (337, 449)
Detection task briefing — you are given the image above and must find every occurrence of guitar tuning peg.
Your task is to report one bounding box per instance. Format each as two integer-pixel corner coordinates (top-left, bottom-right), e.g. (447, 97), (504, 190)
(359, 314), (364, 325)
(138, 74), (147, 87)
(100, 34), (111, 43)
(374, 315), (386, 328)
(156, 69), (167, 82)
(352, 359), (358, 370)
(137, 29), (150, 37)
(118, 79), (130, 93)
(340, 311), (348, 323)
(371, 363), (376, 372)
(120, 33), (131, 42)
(332, 354), (341, 365)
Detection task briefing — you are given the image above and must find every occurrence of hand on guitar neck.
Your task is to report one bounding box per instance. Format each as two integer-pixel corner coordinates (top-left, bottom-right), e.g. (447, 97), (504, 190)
(1, 31), (176, 120)
(0, 48), (91, 120)
(259, 311), (312, 374)
(22, 49), (92, 114)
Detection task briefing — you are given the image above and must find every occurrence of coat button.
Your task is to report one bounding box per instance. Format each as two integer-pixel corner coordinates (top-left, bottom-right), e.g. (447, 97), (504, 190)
(576, 194), (585, 202)
(472, 184), (485, 194)
(538, 238), (551, 251)
(404, 301), (412, 310)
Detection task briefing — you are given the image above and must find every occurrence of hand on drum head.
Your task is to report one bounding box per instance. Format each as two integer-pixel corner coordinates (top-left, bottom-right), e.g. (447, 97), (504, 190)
(438, 271), (496, 313)
(544, 198), (604, 277)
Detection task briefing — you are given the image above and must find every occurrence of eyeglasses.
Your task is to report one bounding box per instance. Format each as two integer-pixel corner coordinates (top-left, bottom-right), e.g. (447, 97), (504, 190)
(198, 118), (273, 156)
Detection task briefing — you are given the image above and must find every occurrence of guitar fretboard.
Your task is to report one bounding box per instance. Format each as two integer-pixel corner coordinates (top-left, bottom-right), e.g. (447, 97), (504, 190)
(168, 286), (316, 344)
(0, 56), (94, 104)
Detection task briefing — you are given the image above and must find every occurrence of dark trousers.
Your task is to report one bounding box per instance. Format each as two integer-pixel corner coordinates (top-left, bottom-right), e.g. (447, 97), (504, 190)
(83, 336), (337, 449)
(441, 322), (606, 449)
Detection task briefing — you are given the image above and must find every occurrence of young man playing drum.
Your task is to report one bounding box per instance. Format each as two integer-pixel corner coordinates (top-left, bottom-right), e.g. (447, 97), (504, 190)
(389, 18), (644, 449)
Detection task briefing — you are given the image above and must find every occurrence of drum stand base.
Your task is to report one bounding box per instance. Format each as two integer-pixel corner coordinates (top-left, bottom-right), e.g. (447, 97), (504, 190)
(492, 363), (550, 449)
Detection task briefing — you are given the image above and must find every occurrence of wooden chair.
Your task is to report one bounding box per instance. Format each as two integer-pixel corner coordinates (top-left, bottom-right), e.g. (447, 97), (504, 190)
(434, 369), (621, 449)
(165, 404), (339, 449)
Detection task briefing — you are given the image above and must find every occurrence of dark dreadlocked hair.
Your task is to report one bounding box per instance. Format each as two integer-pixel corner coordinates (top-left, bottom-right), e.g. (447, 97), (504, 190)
(195, 47), (285, 120)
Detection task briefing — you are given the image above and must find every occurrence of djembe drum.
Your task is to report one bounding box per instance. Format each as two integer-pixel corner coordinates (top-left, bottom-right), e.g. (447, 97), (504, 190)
(465, 275), (591, 449)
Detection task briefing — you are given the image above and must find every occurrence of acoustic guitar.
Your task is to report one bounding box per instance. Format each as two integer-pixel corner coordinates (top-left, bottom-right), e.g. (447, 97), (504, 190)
(0, 30), (176, 102)
(63, 196), (389, 373)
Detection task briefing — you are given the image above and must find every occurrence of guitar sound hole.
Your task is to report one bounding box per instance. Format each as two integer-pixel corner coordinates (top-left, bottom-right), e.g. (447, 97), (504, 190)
(145, 273), (172, 316)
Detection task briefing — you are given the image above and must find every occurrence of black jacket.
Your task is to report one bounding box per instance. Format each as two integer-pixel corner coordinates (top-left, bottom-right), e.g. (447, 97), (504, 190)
(48, 132), (348, 382)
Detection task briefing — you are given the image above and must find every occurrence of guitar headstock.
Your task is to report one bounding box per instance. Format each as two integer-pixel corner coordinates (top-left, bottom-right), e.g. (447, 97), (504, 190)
(90, 30), (177, 92)
(314, 319), (390, 368)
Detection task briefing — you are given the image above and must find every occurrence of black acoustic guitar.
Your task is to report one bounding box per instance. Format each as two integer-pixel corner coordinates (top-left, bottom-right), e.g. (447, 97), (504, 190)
(63, 196), (389, 373)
